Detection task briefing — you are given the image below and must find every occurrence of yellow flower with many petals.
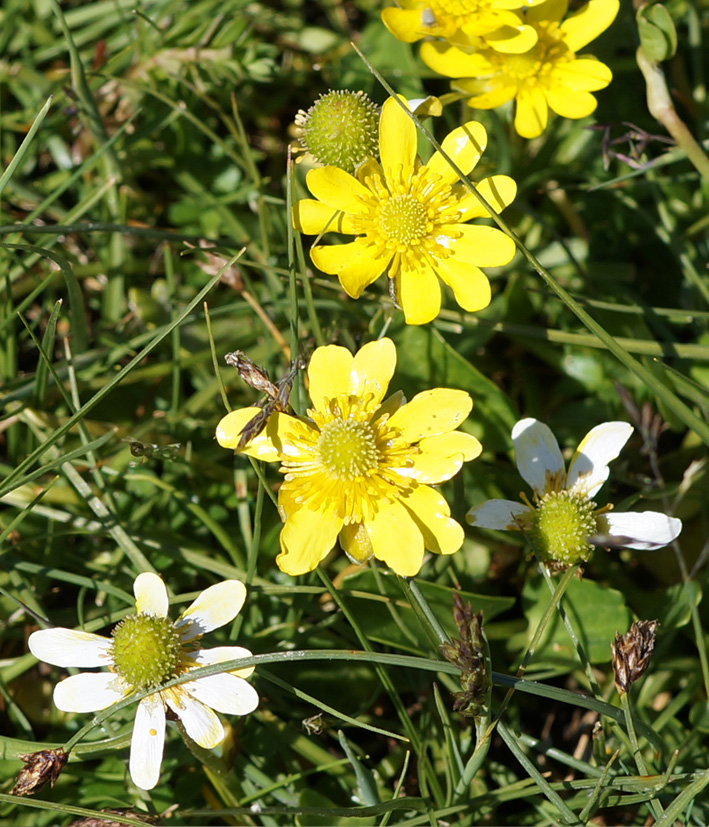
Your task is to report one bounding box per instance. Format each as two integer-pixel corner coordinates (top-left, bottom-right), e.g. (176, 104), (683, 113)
(292, 96), (517, 325)
(421, 0), (618, 139)
(216, 338), (482, 577)
(382, 0), (549, 54)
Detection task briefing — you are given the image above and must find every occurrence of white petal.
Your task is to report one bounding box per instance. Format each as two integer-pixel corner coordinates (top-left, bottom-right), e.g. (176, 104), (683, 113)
(466, 499), (531, 530)
(512, 418), (565, 497)
(53, 672), (127, 712)
(175, 581), (246, 640)
(134, 572), (169, 617)
(28, 628), (112, 668)
(567, 422), (633, 498)
(129, 696), (166, 791)
(602, 511), (682, 550)
(187, 646), (255, 678)
(166, 689), (224, 748)
(183, 672), (259, 716)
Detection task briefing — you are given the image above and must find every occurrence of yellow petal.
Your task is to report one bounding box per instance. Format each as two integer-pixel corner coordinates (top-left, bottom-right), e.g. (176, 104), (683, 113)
(426, 121), (488, 184)
(292, 199), (354, 235)
(277, 507), (342, 575)
(366, 499), (425, 576)
(454, 224), (516, 267)
(216, 408), (281, 460)
(339, 522), (374, 565)
(396, 264), (441, 325)
(381, 6), (430, 42)
(514, 85), (548, 138)
(560, 0), (619, 53)
(546, 87), (598, 119)
(420, 41), (495, 77)
(307, 344), (354, 408)
(435, 258), (491, 313)
(485, 23), (538, 54)
(461, 82), (517, 110)
(551, 58), (612, 91)
(380, 96), (417, 191)
(388, 388), (472, 441)
(350, 338), (396, 406)
(406, 431), (483, 483)
(457, 175), (517, 220)
(528, 0), (567, 25)
(310, 240), (390, 297)
(401, 485), (465, 556)
(305, 166), (370, 213)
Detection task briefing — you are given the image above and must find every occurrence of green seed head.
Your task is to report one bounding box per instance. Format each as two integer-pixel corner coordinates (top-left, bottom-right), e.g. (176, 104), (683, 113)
(111, 614), (182, 690)
(530, 490), (598, 565)
(296, 90), (379, 173)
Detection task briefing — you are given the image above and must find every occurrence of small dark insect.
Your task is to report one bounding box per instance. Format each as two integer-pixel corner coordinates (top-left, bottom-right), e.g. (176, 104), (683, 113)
(123, 439), (181, 462)
(225, 351), (303, 449)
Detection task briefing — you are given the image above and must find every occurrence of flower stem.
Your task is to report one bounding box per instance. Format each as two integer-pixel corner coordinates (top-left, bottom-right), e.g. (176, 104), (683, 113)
(620, 689), (665, 820)
(636, 46), (709, 182)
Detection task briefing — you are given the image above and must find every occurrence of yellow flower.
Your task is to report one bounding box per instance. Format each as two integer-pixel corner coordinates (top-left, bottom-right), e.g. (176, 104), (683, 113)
(292, 96), (517, 325)
(216, 338), (482, 577)
(382, 0), (547, 54)
(421, 0), (618, 139)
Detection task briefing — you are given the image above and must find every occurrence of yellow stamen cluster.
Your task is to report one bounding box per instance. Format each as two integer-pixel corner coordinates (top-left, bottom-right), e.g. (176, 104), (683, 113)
(279, 393), (418, 524)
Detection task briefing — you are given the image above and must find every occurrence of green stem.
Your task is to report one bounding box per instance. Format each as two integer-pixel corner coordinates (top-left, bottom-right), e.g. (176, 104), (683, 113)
(620, 690), (664, 820)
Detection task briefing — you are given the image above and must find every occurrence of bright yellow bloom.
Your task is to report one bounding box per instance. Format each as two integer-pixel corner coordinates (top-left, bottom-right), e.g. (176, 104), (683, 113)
(216, 338), (482, 577)
(292, 96), (517, 325)
(382, 0), (547, 54)
(421, 0), (618, 138)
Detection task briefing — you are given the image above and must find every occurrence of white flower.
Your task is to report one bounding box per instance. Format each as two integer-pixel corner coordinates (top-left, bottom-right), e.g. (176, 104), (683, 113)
(28, 573), (258, 791)
(467, 418), (682, 564)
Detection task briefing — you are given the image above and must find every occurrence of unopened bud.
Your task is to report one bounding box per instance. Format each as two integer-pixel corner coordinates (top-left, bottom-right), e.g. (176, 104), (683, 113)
(611, 619), (658, 695)
(11, 749), (68, 796)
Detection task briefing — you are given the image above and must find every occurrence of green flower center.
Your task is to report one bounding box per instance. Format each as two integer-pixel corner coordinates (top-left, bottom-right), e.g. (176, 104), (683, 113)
(297, 90), (379, 173)
(111, 614), (182, 690)
(379, 194), (429, 245)
(530, 490), (598, 565)
(317, 418), (381, 479)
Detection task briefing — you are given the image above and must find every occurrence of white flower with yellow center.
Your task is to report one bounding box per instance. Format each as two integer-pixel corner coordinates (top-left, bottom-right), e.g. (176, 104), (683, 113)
(467, 418), (682, 564)
(28, 573), (258, 791)
(216, 338), (483, 576)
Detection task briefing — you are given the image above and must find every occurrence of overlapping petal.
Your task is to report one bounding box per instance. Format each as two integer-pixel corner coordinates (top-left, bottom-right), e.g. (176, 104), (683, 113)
(427, 121), (487, 183)
(187, 645), (255, 679)
(291, 200), (353, 235)
(560, 0), (619, 52)
(305, 166), (370, 214)
(183, 672), (260, 716)
(435, 258), (492, 312)
(397, 264), (442, 324)
(165, 691), (224, 749)
(380, 96), (417, 188)
(454, 225), (516, 267)
(310, 240), (390, 298)
(402, 485), (465, 555)
(406, 431), (483, 483)
(366, 498), (425, 577)
(215, 408), (282, 460)
(277, 506), (341, 575)
(389, 388), (473, 442)
(467, 499), (531, 530)
(456, 175), (518, 220)
(349, 338), (397, 404)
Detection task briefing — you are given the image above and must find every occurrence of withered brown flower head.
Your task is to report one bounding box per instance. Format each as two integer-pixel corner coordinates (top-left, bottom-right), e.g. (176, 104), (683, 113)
(440, 593), (490, 718)
(611, 619), (659, 695)
(11, 748), (68, 796)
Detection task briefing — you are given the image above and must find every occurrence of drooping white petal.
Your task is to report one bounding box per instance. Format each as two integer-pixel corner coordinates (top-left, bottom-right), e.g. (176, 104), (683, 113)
(512, 418), (565, 497)
(183, 672), (259, 716)
(567, 422), (633, 498)
(602, 511), (682, 550)
(186, 645), (255, 678)
(166, 689), (225, 749)
(133, 572), (169, 617)
(129, 696), (166, 791)
(175, 581), (246, 640)
(28, 628), (112, 668)
(466, 499), (531, 530)
(53, 672), (127, 712)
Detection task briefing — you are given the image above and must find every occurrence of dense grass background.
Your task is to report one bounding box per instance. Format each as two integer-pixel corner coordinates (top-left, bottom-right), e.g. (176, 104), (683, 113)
(1, 0), (708, 824)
